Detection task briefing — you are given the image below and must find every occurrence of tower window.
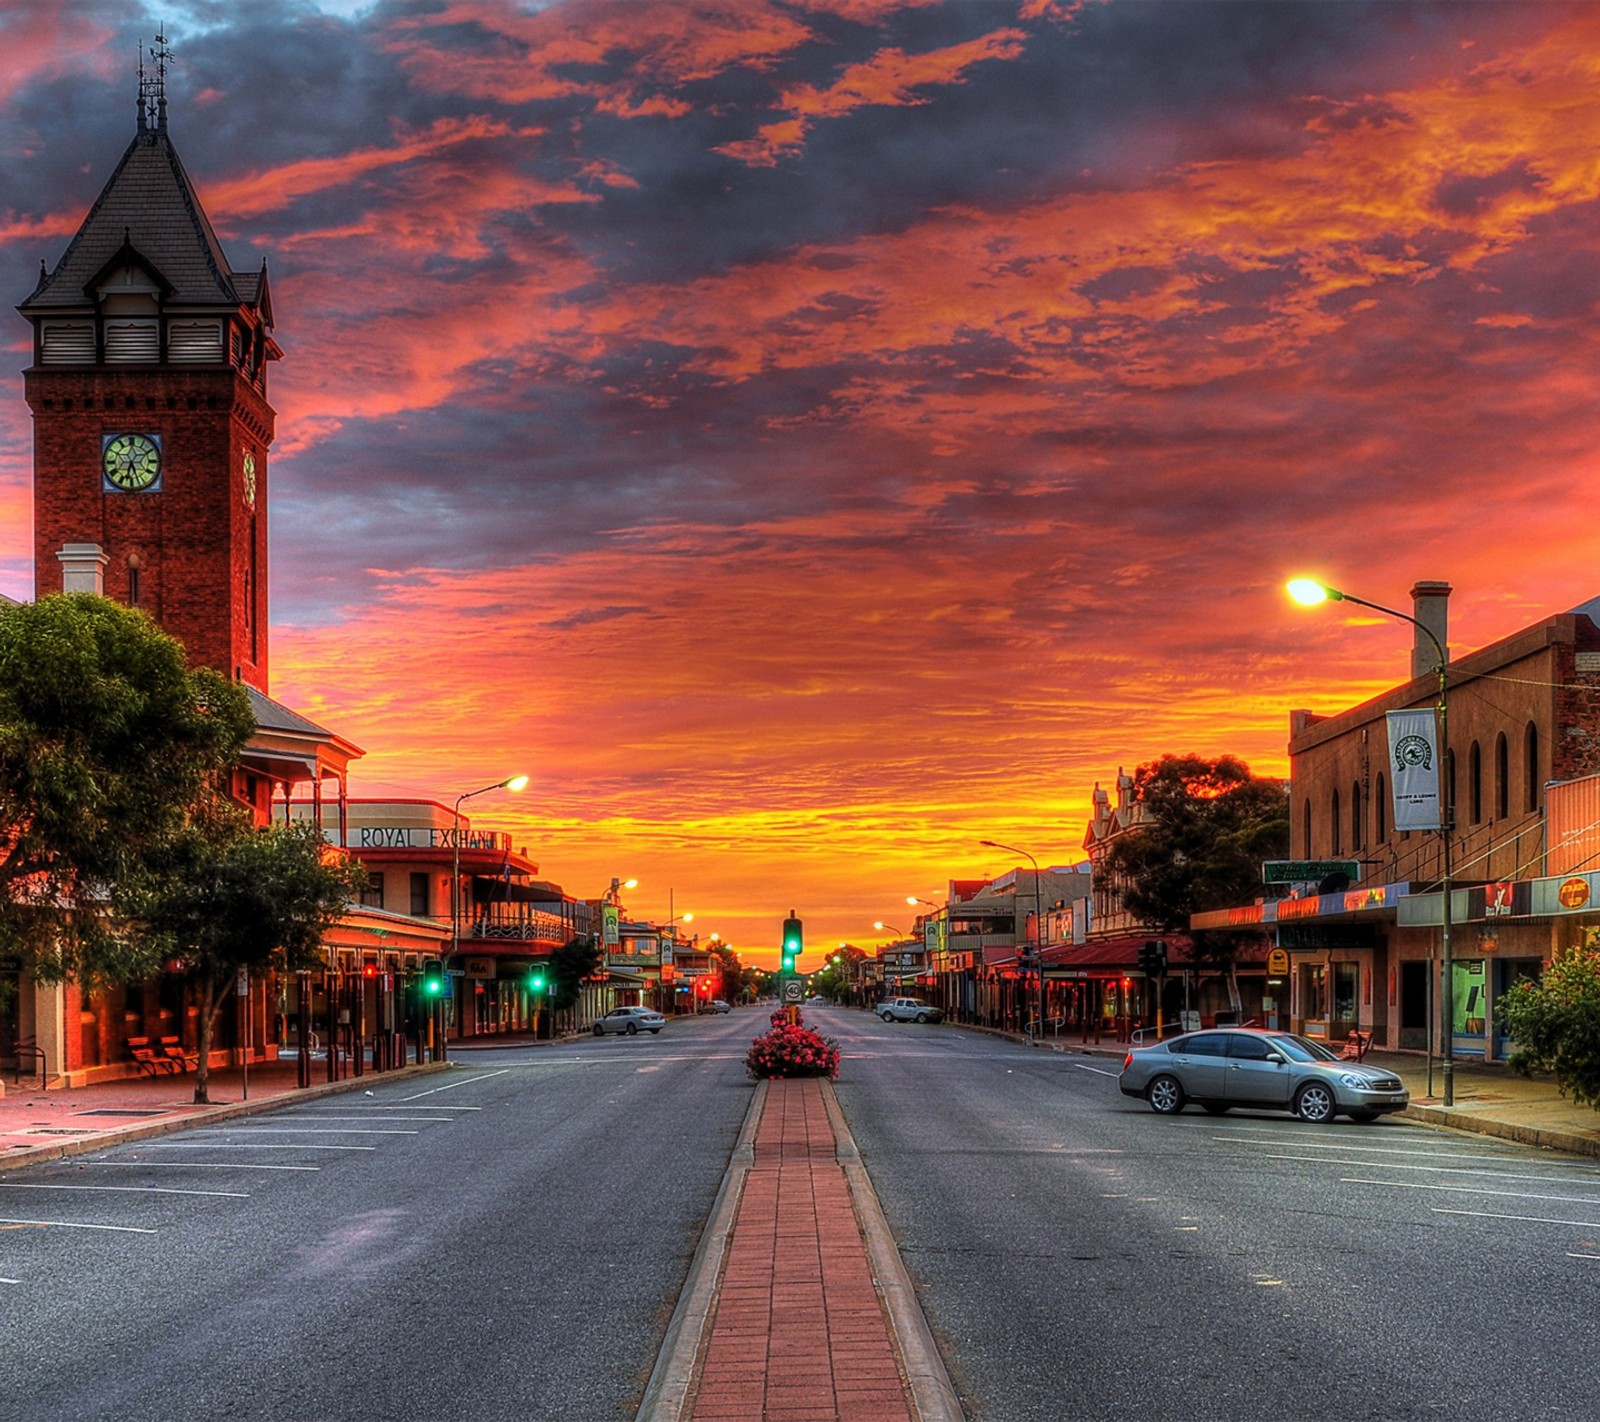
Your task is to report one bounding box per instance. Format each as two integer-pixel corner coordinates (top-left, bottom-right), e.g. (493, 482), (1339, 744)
(127, 565), (141, 606)
(40, 322), (94, 363)
(104, 320), (159, 362)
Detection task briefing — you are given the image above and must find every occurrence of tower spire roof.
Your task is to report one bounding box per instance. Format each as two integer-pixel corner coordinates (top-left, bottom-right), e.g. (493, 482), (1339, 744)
(19, 27), (251, 315)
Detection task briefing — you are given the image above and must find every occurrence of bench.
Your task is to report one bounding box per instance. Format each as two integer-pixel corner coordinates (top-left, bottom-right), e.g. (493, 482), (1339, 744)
(127, 1036), (176, 1076)
(1340, 1029), (1372, 1061)
(158, 1036), (199, 1072)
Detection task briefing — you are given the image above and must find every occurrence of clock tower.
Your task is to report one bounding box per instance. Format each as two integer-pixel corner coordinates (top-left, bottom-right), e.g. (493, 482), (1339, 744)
(18, 39), (277, 692)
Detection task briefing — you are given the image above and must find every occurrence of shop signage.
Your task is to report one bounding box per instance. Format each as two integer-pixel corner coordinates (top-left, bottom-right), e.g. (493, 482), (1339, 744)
(0, 956), (21, 972)
(1267, 948), (1290, 974)
(1262, 860), (1360, 885)
(1386, 708), (1443, 831)
(1275, 923), (1381, 949)
(1558, 877), (1591, 910)
(463, 956), (497, 979)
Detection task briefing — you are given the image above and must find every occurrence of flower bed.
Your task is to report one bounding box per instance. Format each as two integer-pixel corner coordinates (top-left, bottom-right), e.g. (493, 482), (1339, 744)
(745, 1008), (840, 1080)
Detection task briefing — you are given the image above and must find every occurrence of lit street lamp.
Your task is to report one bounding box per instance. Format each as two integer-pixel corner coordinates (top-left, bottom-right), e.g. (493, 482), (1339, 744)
(980, 839), (1045, 1042)
(1289, 577), (1454, 1106)
(448, 774), (529, 1061)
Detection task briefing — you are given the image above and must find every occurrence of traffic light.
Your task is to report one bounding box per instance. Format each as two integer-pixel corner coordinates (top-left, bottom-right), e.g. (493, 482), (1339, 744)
(781, 910), (803, 972)
(529, 967), (547, 994)
(362, 962), (378, 980)
(1139, 940), (1168, 976)
(423, 959), (445, 996)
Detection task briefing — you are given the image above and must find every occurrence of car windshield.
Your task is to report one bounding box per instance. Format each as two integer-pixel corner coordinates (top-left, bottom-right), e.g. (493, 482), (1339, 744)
(1267, 1033), (1341, 1063)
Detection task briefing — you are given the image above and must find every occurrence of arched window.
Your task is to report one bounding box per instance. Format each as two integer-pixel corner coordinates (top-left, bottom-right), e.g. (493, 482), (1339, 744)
(1495, 733), (1509, 819)
(1446, 748), (1457, 830)
(1351, 782), (1363, 850)
(1525, 722), (1540, 813)
(1331, 788), (1342, 856)
(1302, 799), (1312, 858)
(1375, 772), (1387, 843)
(1469, 741), (1482, 825)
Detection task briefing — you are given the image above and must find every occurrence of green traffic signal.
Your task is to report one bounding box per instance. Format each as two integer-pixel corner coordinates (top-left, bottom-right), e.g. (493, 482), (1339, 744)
(530, 969), (547, 993)
(423, 960), (445, 996)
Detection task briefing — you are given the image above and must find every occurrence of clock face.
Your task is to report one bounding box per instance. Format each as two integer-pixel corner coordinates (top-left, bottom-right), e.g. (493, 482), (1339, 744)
(242, 450), (257, 509)
(102, 432), (162, 492)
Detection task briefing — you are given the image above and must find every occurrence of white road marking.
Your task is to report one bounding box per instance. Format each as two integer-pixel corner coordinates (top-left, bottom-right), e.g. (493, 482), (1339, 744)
(1244, 1153), (1600, 1187)
(1074, 1063), (1119, 1077)
(399, 1072), (508, 1099)
(264, 1114), (454, 1122)
(0, 1183), (248, 1198)
(218, 1127), (419, 1135)
(128, 1143), (375, 1151)
(1433, 1207), (1600, 1228)
(0, 1217), (156, 1233)
(86, 1162), (319, 1171)
(1342, 1177), (1600, 1206)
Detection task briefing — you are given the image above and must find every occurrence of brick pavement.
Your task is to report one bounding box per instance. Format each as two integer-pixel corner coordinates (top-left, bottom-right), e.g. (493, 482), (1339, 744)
(688, 1078), (915, 1422)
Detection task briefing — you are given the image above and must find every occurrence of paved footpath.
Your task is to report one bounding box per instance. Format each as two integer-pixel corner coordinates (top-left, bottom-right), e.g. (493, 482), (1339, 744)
(688, 1078), (914, 1422)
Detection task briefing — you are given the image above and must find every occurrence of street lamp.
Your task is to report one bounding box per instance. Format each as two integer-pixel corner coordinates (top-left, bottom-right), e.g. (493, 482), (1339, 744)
(980, 839), (1046, 1043)
(1289, 577), (1454, 1106)
(448, 774), (529, 1061)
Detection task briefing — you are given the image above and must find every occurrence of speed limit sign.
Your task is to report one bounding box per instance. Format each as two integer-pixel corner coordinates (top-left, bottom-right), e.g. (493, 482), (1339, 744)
(782, 978), (803, 1003)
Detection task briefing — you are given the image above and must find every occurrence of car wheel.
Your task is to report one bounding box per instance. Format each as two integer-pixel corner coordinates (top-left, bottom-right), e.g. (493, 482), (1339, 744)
(1147, 1074), (1185, 1115)
(1295, 1082), (1337, 1123)
(879, 1012), (893, 1022)
(1348, 1110), (1379, 1124)
(1201, 1103), (1231, 1115)
(593, 1023), (605, 1036)
(626, 1022), (638, 1035)
(650, 1027), (661, 1034)
(914, 1012), (929, 1023)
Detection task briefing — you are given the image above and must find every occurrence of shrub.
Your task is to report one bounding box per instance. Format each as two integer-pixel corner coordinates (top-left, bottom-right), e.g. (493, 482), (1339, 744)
(745, 1020), (840, 1080)
(1498, 945), (1600, 1110)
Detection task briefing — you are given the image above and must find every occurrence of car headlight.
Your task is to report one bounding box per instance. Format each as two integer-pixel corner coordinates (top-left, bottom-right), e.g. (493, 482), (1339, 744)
(1338, 1072), (1384, 1091)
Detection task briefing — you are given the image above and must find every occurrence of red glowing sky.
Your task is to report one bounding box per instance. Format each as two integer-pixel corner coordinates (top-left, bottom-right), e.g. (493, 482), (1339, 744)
(3, 1), (1600, 965)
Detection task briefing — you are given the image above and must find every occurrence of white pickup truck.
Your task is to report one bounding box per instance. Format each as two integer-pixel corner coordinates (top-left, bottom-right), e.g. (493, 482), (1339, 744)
(877, 996), (943, 1024)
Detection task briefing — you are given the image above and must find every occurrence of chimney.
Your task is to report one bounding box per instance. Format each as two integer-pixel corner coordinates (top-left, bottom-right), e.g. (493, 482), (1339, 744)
(57, 542), (108, 595)
(1410, 580), (1451, 679)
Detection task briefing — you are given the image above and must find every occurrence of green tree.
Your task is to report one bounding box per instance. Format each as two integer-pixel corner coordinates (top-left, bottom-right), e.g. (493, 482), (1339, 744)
(1497, 945), (1600, 1110)
(1101, 754), (1289, 1009)
(0, 594), (254, 986)
(549, 933), (604, 1013)
(136, 811), (365, 1103)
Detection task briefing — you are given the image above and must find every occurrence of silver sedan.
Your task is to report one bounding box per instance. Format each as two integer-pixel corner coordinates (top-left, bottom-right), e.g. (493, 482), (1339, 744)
(1118, 1027), (1408, 1123)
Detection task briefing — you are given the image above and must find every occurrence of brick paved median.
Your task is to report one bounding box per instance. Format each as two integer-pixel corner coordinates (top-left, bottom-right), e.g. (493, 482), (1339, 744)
(688, 1078), (914, 1422)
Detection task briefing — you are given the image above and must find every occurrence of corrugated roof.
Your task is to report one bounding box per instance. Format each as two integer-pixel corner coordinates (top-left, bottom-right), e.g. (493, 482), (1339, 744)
(20, 124), (244, 312)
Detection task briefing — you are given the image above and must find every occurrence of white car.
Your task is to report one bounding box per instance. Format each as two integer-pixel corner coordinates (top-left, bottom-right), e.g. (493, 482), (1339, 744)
(592, 1006), (666, 1036)
(878, 997), (942, 1024)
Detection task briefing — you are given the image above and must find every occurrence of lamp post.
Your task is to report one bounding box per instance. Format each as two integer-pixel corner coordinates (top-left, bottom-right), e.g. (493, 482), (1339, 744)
(981, 839), (1046, 1043)
(1289, 577), (1454, 1106)
(448, 774), (529, 1061)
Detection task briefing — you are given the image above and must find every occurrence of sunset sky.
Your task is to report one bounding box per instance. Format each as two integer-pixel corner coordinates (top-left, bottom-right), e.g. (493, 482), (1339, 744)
(4, 0), (1600, 966)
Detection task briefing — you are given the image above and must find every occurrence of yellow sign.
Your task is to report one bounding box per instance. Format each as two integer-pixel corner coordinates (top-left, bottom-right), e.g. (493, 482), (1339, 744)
(1267, 948), (1290, 975)
(1558, 877), (1591, 910)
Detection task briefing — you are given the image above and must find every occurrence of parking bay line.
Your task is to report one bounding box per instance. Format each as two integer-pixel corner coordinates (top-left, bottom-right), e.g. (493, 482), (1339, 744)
(263, 1114), (455, 1123)
(86, 1161), (318, 1171)
(1341, 1177), (1600, 1208)
(0, 1183), (248, 1198)
(1434, 1206), (1600, 1229)
(1239, 1152), (1600, 1187)
(125, 1143), (376, 1151)
(0, 1217), (157, 1233)
(211, 1127), (420, 1135)
(398, 1071), (509, 1100)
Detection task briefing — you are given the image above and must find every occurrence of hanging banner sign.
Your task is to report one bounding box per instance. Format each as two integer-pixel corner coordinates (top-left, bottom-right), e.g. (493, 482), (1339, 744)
(1386, 708), (1443, 831)
(602, 902), (620, 946)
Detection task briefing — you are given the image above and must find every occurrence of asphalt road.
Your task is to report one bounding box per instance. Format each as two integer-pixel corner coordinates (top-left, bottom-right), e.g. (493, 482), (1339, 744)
(822, 1004), (1600, 1422)
(0, 1013), (756, 1422)
(9, 1005), (1600, 1422)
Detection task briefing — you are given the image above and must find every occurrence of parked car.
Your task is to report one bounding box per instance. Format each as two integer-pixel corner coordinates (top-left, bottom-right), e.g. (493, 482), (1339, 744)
(1118, 1027), (1408, 1123)
(699, 998), (731, 1014)
(592, 1006), (666, 1036)
(878, 997), (943, 1024)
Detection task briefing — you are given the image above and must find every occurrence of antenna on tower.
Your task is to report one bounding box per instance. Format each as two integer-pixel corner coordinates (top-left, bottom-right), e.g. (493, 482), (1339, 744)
(138, 26), (172, 134)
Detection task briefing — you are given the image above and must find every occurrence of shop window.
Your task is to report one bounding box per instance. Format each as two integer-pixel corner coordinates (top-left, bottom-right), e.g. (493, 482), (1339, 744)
(1330, 788), (1342, 856)
(359, 871), (383, 909)
(410, 872), (430, 917)
(1375, 773), (1387, 842)
(1350, 781), (1362, 850)
(1446, 748), (1457, 829)
(1469, 741), (1482, 825)
(1302, 799), (1312, 857)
